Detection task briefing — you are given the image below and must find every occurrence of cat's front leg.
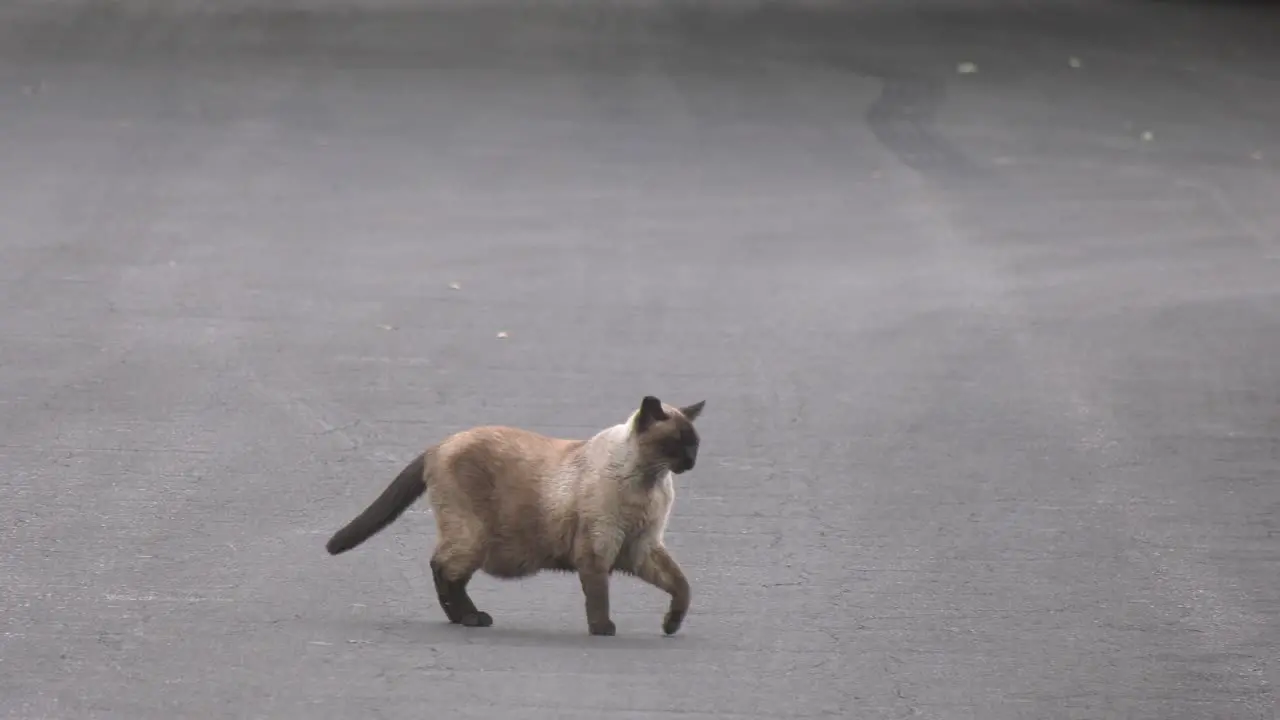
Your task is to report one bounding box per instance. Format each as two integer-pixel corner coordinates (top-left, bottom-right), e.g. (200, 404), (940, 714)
(633, 545), (691, 636)
(577, 556), (615, 635)
(575, 530), (620, 636)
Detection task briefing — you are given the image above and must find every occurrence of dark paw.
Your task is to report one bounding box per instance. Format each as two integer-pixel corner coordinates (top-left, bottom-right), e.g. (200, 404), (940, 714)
(662, 610), (685, 636)
(588, 620), (616, 636)
(460, 611), (493, 628)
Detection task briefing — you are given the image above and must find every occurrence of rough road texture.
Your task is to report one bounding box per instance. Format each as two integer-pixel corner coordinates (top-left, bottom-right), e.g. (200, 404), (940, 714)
(2, 1), (1278, 718)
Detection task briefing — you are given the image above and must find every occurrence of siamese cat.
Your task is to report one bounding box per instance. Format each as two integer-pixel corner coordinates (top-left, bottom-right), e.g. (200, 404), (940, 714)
(325, 395), (705, 637)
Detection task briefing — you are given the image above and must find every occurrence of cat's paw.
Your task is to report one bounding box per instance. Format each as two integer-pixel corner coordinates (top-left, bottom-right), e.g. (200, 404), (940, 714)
(662, 609), (685, 636)
(588, 619), (617, 636)
(460, 611), (493, 628)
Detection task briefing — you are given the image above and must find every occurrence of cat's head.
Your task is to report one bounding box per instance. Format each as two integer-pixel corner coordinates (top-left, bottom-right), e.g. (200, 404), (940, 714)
(632, 395), (706, 474)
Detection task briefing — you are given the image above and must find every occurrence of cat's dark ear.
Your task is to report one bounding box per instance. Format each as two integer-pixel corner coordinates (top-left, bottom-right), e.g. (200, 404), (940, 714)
(679, 400), (706, 422)
(635, 395), (668, 433)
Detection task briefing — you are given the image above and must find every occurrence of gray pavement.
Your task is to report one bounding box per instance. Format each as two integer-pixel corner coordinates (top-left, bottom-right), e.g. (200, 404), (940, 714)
(2, 1), (1278, 718)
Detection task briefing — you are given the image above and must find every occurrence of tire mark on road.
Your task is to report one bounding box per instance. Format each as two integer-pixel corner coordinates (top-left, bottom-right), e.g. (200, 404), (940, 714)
(866, 74), (983, 182)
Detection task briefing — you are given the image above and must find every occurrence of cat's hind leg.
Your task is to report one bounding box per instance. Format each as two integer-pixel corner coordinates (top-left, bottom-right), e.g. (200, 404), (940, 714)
(429, 531), (491, 628)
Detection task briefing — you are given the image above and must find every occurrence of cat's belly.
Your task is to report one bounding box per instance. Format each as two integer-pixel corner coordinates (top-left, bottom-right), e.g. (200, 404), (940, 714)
(480, 545), (575, 578)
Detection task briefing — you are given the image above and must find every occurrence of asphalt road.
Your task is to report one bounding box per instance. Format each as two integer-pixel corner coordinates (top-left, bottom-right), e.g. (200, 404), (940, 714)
(2, 1), (1278, 718)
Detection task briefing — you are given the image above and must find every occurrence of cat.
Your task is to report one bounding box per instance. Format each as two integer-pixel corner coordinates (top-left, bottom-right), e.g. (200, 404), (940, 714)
(325, 395), (705, 637)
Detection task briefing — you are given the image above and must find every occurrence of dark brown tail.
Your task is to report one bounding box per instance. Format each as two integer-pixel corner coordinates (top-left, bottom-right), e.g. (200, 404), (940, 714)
(326, 452), (427, 555)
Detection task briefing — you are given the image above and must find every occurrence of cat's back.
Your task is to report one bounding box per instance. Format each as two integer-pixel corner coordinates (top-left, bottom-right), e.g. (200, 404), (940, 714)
(437, 425), (584, 494)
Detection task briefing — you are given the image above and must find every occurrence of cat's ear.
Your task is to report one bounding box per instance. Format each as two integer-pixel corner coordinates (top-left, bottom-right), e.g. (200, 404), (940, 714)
(635, 395), (669, 433)
(679, 400), (706, 422)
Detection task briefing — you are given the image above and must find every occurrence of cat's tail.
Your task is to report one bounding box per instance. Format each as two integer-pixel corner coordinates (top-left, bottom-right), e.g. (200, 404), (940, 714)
(325, 451), (428, 555)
